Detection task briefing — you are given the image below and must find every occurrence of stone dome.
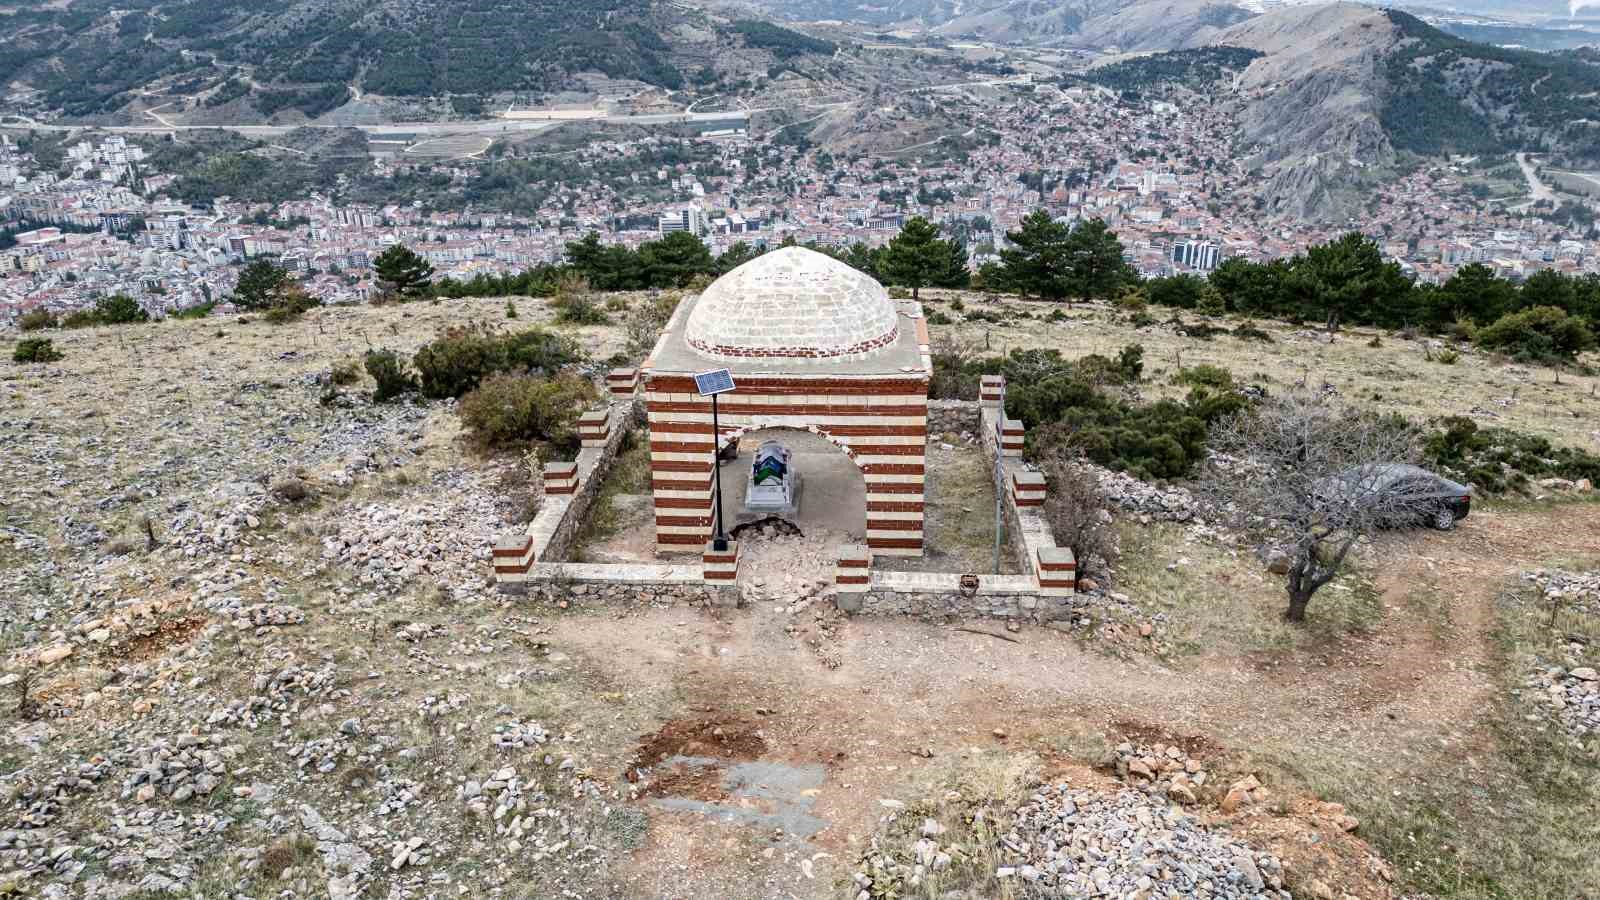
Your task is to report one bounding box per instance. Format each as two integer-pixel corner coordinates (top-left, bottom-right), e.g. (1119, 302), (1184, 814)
(684, 246), (900, 361)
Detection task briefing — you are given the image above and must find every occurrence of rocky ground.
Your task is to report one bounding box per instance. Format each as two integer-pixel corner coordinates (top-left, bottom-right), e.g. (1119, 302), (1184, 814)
(1518, 569), (1600, 740)
(6, 301), (1600, 899)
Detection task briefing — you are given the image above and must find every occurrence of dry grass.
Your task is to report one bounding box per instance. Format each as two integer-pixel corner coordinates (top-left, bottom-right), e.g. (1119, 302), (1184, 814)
(1255, 564), (1600, 899)
(851, 749), (1042, 900)
(880, 442), (1021, 575)
(930, 293), (1600, 454)
(1114, 521), (1383, 656)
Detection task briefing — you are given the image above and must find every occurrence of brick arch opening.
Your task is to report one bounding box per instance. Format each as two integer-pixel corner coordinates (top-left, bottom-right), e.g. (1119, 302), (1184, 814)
(719, 423), (866, 472)
(715, 424), (868, 542)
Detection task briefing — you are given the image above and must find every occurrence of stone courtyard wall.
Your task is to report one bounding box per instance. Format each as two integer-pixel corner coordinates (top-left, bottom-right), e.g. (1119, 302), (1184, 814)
(927, 399), (982, 437)
(837, 571), (1083, 624)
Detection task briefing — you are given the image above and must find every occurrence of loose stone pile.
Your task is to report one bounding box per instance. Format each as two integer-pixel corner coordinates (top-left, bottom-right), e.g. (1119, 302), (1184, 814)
(1090, 465), (1198, 523)
(1110, 741), (1209, 806)
(1526, 665), (1600, 737)
(493, 720), (551, 751)
(994, 782), (1290, 898)
(1522, 568), (1600, 616)
(120, 733), (228, 805)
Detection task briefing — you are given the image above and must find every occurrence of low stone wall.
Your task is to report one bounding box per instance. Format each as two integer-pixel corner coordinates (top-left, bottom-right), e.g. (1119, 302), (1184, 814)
(522, 562), (734, 607)
(927, 399), (982, 436)
(837, 571), (1083, 624)
(495, 403), (633, 589)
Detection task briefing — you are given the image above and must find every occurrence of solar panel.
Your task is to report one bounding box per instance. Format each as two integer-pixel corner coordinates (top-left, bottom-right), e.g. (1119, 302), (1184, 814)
(693, 368), (736, 396)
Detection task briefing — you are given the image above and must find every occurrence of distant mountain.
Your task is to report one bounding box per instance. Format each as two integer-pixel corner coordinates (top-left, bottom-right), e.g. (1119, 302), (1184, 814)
(730, 0), (1254, 51)
(1088, 3), (1600, 219)
(0, 0), (838, 121)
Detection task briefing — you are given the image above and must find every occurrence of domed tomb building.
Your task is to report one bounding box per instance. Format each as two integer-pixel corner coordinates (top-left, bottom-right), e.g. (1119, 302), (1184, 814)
(640, 246), (932, 558)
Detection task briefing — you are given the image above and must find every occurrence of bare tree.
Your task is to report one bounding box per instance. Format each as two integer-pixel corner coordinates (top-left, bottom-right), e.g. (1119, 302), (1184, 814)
(1201, 392), (1435, 623)
(1038, 451), (1120, 581)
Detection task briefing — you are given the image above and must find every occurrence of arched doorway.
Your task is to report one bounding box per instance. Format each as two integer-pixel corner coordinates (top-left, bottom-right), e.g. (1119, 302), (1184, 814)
(716, 425), (868, 543)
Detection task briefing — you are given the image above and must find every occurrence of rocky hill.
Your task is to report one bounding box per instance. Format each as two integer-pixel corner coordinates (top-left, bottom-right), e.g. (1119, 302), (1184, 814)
(929, 0), (1254, 50)
(0, 0), (838, 121)
(1096, 2), (1600, 219)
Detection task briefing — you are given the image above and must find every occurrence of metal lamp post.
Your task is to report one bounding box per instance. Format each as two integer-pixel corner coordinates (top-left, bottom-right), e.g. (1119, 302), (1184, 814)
(693, 368), (736, 552)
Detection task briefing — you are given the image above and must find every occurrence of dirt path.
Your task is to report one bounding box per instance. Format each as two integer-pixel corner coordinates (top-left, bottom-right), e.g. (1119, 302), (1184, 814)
(557, 503), (1600, 899)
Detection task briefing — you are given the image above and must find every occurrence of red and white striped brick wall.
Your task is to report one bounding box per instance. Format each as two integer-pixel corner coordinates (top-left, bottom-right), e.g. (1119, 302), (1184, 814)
(643, 373), (929, 557)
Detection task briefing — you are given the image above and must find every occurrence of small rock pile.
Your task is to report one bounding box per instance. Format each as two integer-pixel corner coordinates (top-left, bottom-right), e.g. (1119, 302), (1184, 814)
(1090, 465), (1198, 523)
(1110, 741), (1209, 806)
(1522, 569), (1600, 616)
(120, 733), (227, 804)
(994, 782), (1289, 898)
(493, 720), (551, 750)
(240, 603), (305, 628)
(1527, 665), (1600, 737)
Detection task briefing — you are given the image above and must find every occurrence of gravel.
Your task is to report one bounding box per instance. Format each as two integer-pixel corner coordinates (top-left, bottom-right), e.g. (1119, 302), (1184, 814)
(995, 781), (1290, 898)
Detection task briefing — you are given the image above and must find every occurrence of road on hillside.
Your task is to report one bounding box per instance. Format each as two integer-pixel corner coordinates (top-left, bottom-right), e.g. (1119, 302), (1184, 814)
(1517, 152), (1558, 204)
(0, 108), (751, 139)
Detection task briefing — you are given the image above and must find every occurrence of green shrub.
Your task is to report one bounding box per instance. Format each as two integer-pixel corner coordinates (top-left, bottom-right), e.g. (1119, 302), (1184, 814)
(1474, 306), (1595, 364)
(1128, 311), (1156, 328)
(171, 301), (216, 320)
(1011, 354), (1244, 480)
(412, 324), (582, 400)
(262, 286), (321, 324)
(1232, 323), (1272, 342)
(505, 300), (518, 319)
(12, 338), (62, 363)
(329, 357), (363, 386)
(18, 309), (57, 331)
(457, 372), (595, 450)
(1424, 416), (1600, 494)
(364, 349), (418, 402)
(926, 310), (953, 325)
(950, 298), (965, 312)
(1048, 309), (1069, 323)
(91, 294), (149, 325)
(1172, 364), (1234, 391)
(1195, 290), (1226, 317)
(552, 292), (610, 325)
(60, 310), (99, 329)
(1433, 348), (1460, 365)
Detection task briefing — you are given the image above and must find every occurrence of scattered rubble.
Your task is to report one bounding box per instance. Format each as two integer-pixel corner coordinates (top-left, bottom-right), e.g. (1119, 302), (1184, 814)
(995, 782), (1290, 898)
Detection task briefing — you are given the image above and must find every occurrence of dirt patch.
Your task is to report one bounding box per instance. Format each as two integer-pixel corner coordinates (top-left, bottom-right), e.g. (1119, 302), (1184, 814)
(629, 716), (768, 778)
(1109, 718), (1222, 760)
(113, 615), (210, 663)
(635, 760), (728, 800)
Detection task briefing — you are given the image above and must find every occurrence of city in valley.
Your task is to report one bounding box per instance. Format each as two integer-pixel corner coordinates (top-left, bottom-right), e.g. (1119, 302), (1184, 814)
(2, 70), (1595, 320)
(4, 3), (1600, 900)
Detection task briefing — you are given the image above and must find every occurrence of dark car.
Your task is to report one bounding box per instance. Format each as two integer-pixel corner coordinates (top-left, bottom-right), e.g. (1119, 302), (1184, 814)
(1321, 464), (1472, 531)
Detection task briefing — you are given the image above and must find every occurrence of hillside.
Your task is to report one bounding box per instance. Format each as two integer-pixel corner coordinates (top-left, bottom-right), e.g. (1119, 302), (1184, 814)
(1380, 10), (1600, 163)
(4, 292), (1600, 898)
(729, 0), (1253, 51)
(0, 0), (838, 121)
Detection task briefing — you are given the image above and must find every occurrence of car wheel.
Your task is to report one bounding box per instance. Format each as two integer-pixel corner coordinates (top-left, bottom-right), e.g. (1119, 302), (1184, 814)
(1432, 506), (1457, 531)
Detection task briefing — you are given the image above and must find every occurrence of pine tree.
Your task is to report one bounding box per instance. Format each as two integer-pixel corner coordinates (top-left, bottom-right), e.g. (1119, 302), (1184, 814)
(373, 244), (435, 300)
(1063, 219), (1132, 304)
(232, 259), (288, 311)
(998, 210), (1072, 301)
(880, 217), (951, 299)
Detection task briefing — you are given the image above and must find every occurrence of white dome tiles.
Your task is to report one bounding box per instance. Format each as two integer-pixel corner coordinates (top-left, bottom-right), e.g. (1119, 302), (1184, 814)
(683, 246), (900, 361)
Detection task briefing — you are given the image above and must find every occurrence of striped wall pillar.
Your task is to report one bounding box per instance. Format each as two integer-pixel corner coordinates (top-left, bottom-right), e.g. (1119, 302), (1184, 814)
(643, 374), (928, 558)
(492, 531), (535, 581)
(606, 368), (639, 398)
(544, 461), (578, 496)
(703, 541), (740, 605)
(1036, 546), (1077, 596)
(1012, 471), (1046, 508)
(1001, 418), (1025, 457)
(578, 408), (612, 448)
(980, 374), (1005, 410)
(834, 544), (871, 594)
